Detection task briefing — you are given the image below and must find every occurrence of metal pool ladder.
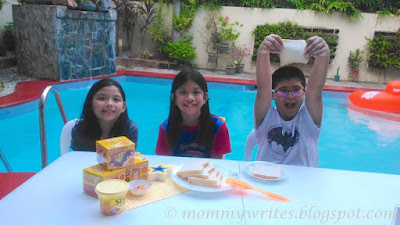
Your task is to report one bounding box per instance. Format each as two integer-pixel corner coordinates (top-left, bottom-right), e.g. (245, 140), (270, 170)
(0, 148), (12, 172)
(39, 86), (68, 169)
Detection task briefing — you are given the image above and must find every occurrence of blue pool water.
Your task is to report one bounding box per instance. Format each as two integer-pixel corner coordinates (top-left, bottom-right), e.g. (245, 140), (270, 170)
(1, 76), (400, 174)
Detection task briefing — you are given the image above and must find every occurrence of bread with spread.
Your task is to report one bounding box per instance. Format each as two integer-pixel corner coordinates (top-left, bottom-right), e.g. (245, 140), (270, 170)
(252, 164), (282, 179)
(178, 160), (223, 188)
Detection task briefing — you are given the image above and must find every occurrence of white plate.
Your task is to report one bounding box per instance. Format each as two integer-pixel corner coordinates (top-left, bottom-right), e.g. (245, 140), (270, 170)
(171, 164), (238, 193)
(243, 161), (287, 181)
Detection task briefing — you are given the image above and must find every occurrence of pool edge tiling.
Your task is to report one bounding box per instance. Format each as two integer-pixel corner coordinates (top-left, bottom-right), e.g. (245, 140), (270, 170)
(0, 69), (382, 108)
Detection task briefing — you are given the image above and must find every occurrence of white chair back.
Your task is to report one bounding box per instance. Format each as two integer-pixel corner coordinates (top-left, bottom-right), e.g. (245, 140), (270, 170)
(60, 119), (78, 155)
(244, 129), (257, 161)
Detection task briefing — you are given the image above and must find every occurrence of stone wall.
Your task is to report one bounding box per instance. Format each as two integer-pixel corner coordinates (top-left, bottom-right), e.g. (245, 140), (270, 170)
(13, 5), (116, 80)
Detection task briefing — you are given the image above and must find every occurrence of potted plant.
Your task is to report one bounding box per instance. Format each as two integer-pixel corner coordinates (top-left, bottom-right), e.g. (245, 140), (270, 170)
(334, 66), (340, 82)
(206, 10), (220, 43)
(225, 63), (236, 75)
(205, 10), (220, 63)
(348, 49), (363, 78)
(217, 16), (242, 54)
(233, 44), (251, 74)
(208, 53), (218, 63)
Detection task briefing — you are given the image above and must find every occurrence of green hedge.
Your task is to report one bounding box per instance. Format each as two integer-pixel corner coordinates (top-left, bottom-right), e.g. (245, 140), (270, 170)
(251, 21), (339, 63)
(168, 0), (399, 18)
(367, 32), (400, 69)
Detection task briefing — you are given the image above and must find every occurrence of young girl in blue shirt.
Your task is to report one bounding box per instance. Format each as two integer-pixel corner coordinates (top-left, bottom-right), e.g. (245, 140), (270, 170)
(71, 78), (138, 151)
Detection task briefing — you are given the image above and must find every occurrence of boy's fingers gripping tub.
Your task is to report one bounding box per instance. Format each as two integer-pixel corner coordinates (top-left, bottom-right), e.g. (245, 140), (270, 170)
(95, 179), (129, 216)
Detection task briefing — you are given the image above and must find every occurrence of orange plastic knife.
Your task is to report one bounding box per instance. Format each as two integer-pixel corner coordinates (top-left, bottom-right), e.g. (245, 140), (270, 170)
(225, 178), (290, 202)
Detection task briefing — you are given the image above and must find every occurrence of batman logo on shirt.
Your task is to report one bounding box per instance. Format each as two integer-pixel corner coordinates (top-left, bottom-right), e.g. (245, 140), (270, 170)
(267, 126), (300, 156)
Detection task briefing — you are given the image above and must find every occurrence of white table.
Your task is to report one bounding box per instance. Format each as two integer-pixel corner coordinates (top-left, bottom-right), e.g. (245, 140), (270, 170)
(238, 161), (400, 225)
(1, 152), (399, 225)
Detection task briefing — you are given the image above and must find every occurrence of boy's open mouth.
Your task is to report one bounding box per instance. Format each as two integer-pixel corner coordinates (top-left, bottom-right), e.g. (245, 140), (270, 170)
(285, 103), (296, 108)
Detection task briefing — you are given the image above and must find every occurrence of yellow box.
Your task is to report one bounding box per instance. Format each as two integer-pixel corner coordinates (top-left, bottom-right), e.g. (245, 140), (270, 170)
(83, 164), (126, 197)
(96, 136), (136, 170)
(125, 152), (149, 182)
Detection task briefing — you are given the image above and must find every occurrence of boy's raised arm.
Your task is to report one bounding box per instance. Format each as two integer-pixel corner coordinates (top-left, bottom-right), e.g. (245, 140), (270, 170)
(254, 34), (283, 128)
(304, 36), (330, 127)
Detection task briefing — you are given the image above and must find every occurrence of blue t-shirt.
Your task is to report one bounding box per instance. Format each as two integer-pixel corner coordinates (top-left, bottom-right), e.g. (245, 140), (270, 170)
(70, 119), (139, 152)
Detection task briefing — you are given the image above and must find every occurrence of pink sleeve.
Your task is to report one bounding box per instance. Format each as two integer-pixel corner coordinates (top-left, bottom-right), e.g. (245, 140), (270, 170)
(155, 125), (170, 156)
(212, 122), (232, 156)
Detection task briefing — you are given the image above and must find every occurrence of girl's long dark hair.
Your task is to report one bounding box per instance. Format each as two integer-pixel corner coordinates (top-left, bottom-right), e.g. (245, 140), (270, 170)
(77, 78), (130, 139)
(166, 69), (214, 152)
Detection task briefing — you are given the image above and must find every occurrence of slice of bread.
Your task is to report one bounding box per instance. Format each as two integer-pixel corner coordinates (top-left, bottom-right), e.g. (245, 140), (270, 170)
(179, 165), (215, 179)
(188, 177), (222, 188)
(177, 160), (209, 176)
(279, 39), (308, 66)
(177, 161), (224, 188)
(207, 169), (223, 183)
(188, 170), (223, 188)
(252, 164), (282, 179)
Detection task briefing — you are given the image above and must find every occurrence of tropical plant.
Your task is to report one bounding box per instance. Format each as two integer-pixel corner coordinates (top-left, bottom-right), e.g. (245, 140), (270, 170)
(233, 44), (251, 66)
(217, 16), (242, 45)
(163, 35), (197, 67)
(76, 0), (400, 18)
(196, 1), (220, 11)
(172, 1), (196, 32)
(241, 0), (275, 8)
(377, 9), (393, 17)
(0, 0), (8, 10)
(147, 1), (171, 53)
(349, 0), (400, 16)
(112, 0), (139, 51)
(251, 21), (339, 62)
(138, 0), (156, 50)
(367, 34), (400, 69)
(348, 49), (363, 72)
(206, 10), (220, 34)
(310, 0), (362, 20)
(203, 9), (222, 56)
(2, 22), (15, 52)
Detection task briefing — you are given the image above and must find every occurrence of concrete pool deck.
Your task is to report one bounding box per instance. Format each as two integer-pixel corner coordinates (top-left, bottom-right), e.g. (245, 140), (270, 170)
(0, 66), (387, 108)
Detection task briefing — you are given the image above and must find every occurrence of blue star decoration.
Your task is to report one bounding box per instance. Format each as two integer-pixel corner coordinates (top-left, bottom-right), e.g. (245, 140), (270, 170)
(150, 164), (170, 174)
(148, 164), (173, 181)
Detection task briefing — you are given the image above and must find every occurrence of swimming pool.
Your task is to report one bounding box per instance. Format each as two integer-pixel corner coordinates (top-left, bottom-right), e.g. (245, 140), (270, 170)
(1, 75), (399, 174)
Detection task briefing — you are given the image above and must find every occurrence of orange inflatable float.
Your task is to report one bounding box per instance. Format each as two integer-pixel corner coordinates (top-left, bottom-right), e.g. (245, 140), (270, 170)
(349, 81), (400, 114)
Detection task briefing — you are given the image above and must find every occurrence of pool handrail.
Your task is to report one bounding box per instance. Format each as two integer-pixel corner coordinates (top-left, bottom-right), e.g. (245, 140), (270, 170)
(0, 148), (12, 172)
(39, 85), (68, 169)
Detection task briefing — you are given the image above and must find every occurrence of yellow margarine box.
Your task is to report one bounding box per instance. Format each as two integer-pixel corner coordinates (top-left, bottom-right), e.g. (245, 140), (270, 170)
(125, 152), (149, 182)
(83, 164), (126, 198)
(96, 136), (136, 170)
